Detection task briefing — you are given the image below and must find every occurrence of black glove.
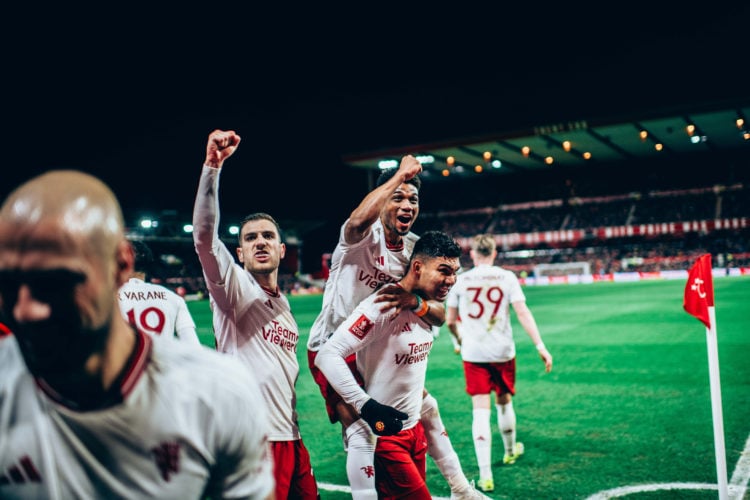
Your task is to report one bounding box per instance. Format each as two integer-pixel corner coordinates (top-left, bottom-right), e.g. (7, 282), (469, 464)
(360, 398), (408, 436)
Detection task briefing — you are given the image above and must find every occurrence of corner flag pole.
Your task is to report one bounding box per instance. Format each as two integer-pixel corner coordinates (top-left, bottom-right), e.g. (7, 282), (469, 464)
(705, 306), (728, 500)
(684, 253), (728, 500)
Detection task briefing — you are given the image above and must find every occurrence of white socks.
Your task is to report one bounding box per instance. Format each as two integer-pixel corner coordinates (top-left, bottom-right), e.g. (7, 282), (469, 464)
(497, 401), (517, 455)
(422, 393), (471, 493)
(472, 408), (492, 479)
(345, 418), (378, 500)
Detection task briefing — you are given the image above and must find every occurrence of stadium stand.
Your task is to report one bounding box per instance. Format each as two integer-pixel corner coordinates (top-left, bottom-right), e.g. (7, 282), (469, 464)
(126, 153), (750, 293)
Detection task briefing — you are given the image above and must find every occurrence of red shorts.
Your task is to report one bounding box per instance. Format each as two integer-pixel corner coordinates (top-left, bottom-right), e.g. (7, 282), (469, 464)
(270, 439), (319, 500)
(307, 349), (364, 423)
(374, 422), (431, 499)
(463, 358), (516, 396)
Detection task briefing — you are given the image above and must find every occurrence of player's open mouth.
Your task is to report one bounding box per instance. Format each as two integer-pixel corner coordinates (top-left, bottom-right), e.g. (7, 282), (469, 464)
(396, 215), (412, 229)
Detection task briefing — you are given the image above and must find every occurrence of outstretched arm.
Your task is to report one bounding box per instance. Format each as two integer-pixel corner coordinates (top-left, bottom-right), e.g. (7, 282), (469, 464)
(512, 300), (552, 372)
(344, 155), (422, 245)
(192, 130), (243, 309)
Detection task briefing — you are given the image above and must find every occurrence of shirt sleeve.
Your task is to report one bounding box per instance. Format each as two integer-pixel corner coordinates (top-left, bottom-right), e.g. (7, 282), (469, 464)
(174, 299), (200, 345)
(192, 166), (241, 312)
(508, 271), (526, 304)
(314, 300), (381, 413)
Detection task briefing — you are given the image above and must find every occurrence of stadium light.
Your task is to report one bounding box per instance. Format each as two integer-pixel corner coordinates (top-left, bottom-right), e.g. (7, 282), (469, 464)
(415, 154), (434, 165)
(183, 224), (193, 233)
(377, 159), (399, 170)
(228, 225), (239, 235)
(139, 218), (158, 229)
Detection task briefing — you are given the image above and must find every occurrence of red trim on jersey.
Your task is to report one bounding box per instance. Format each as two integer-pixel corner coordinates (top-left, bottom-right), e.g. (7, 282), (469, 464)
(0, 321), (11, 337)
(261, 285), (280, 297)
(120, 329), (152, 397)
(385, 239), (404, 251)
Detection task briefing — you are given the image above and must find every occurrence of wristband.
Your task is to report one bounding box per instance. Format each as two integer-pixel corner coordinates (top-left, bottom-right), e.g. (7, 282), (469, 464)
(535, 342), (546, 351)
(414, 295), (429, 317)
(412, 294), (423, 311)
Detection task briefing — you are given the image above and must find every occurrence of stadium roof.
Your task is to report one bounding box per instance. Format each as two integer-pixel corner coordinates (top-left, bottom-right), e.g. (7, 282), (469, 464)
(343, 100), (750, 181)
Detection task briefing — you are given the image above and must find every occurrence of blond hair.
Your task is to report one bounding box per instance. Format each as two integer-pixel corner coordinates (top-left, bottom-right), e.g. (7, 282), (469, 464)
(470, 234), (496, 257)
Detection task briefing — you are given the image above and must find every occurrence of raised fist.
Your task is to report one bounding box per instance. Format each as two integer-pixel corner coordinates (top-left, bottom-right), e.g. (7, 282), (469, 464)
(205, 129), (241, 169)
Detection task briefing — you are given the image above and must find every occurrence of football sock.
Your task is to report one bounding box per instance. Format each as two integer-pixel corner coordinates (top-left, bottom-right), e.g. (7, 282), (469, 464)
(345, 418), (378, 500)
(497, 401), (517, 455)
(472, 408), (493, 479)
(422, 394), (470, 493)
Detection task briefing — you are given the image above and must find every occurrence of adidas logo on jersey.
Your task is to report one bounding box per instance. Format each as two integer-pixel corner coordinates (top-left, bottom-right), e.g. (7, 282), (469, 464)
(1, 455), (42, 485)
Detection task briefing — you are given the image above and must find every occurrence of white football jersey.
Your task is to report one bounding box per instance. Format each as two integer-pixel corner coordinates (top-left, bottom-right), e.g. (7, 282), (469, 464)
(315, 293), (434, 431)
(0, 331), (274, 500)
(446, 264), (526, 363)
(307, 218), (418, 351)
(118, 278), (200, 345)
(193, 166), (303, 442)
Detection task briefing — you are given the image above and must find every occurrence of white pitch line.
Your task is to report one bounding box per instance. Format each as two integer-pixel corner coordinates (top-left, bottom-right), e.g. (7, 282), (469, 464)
(317, 481), (451, 499)
(584, 432), (750, 499)
(318, 434), (750, 499)
(728, 434), (750, 499)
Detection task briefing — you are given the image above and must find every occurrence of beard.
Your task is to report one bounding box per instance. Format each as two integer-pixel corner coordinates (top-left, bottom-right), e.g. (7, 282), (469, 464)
(9, 301), (110, 383)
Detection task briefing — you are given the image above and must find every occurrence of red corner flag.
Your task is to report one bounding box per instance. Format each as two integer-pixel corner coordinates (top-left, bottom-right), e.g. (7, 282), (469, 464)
(683, 253), (715, 328)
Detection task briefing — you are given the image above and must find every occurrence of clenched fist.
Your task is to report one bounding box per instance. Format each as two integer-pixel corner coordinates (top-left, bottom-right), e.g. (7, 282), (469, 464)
(205, 129), (241, 169)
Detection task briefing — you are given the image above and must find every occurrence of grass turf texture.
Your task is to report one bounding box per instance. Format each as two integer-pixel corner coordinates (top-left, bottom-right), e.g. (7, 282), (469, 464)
(187, 276), (750, 499)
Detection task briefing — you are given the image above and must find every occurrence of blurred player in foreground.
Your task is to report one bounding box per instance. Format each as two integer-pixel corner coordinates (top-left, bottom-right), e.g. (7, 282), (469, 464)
(0, 170), (274, 499)
(446, 233), (553, 493)
(193, 129), (319, 499)
(118, 239), (200, 345)
(315, 230), (462, 499)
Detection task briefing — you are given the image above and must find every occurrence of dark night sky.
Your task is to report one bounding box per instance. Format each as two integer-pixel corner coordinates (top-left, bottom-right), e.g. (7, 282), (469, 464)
(3, 3), (747, 231)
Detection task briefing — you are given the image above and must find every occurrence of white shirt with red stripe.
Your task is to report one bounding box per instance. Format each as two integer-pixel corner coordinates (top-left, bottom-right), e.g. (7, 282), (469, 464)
(307, 218), (418, 351)
(446, 264), (526, 363)
(314, 294), (434, 431)
(193, 165), (302, 442)
(118, 278), (200, 345)
(0, 331), (274, 500)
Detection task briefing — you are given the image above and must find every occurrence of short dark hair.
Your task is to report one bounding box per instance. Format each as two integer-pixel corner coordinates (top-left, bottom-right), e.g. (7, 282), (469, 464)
(130, 239), (154, 275)
(410, 230), (461, 264)
(376, 166), (421, 191)
(238, 212), (283, 245)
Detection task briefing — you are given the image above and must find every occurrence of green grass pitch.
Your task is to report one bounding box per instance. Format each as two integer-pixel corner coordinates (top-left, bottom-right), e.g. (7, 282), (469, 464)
(188, 276), (750, 499)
